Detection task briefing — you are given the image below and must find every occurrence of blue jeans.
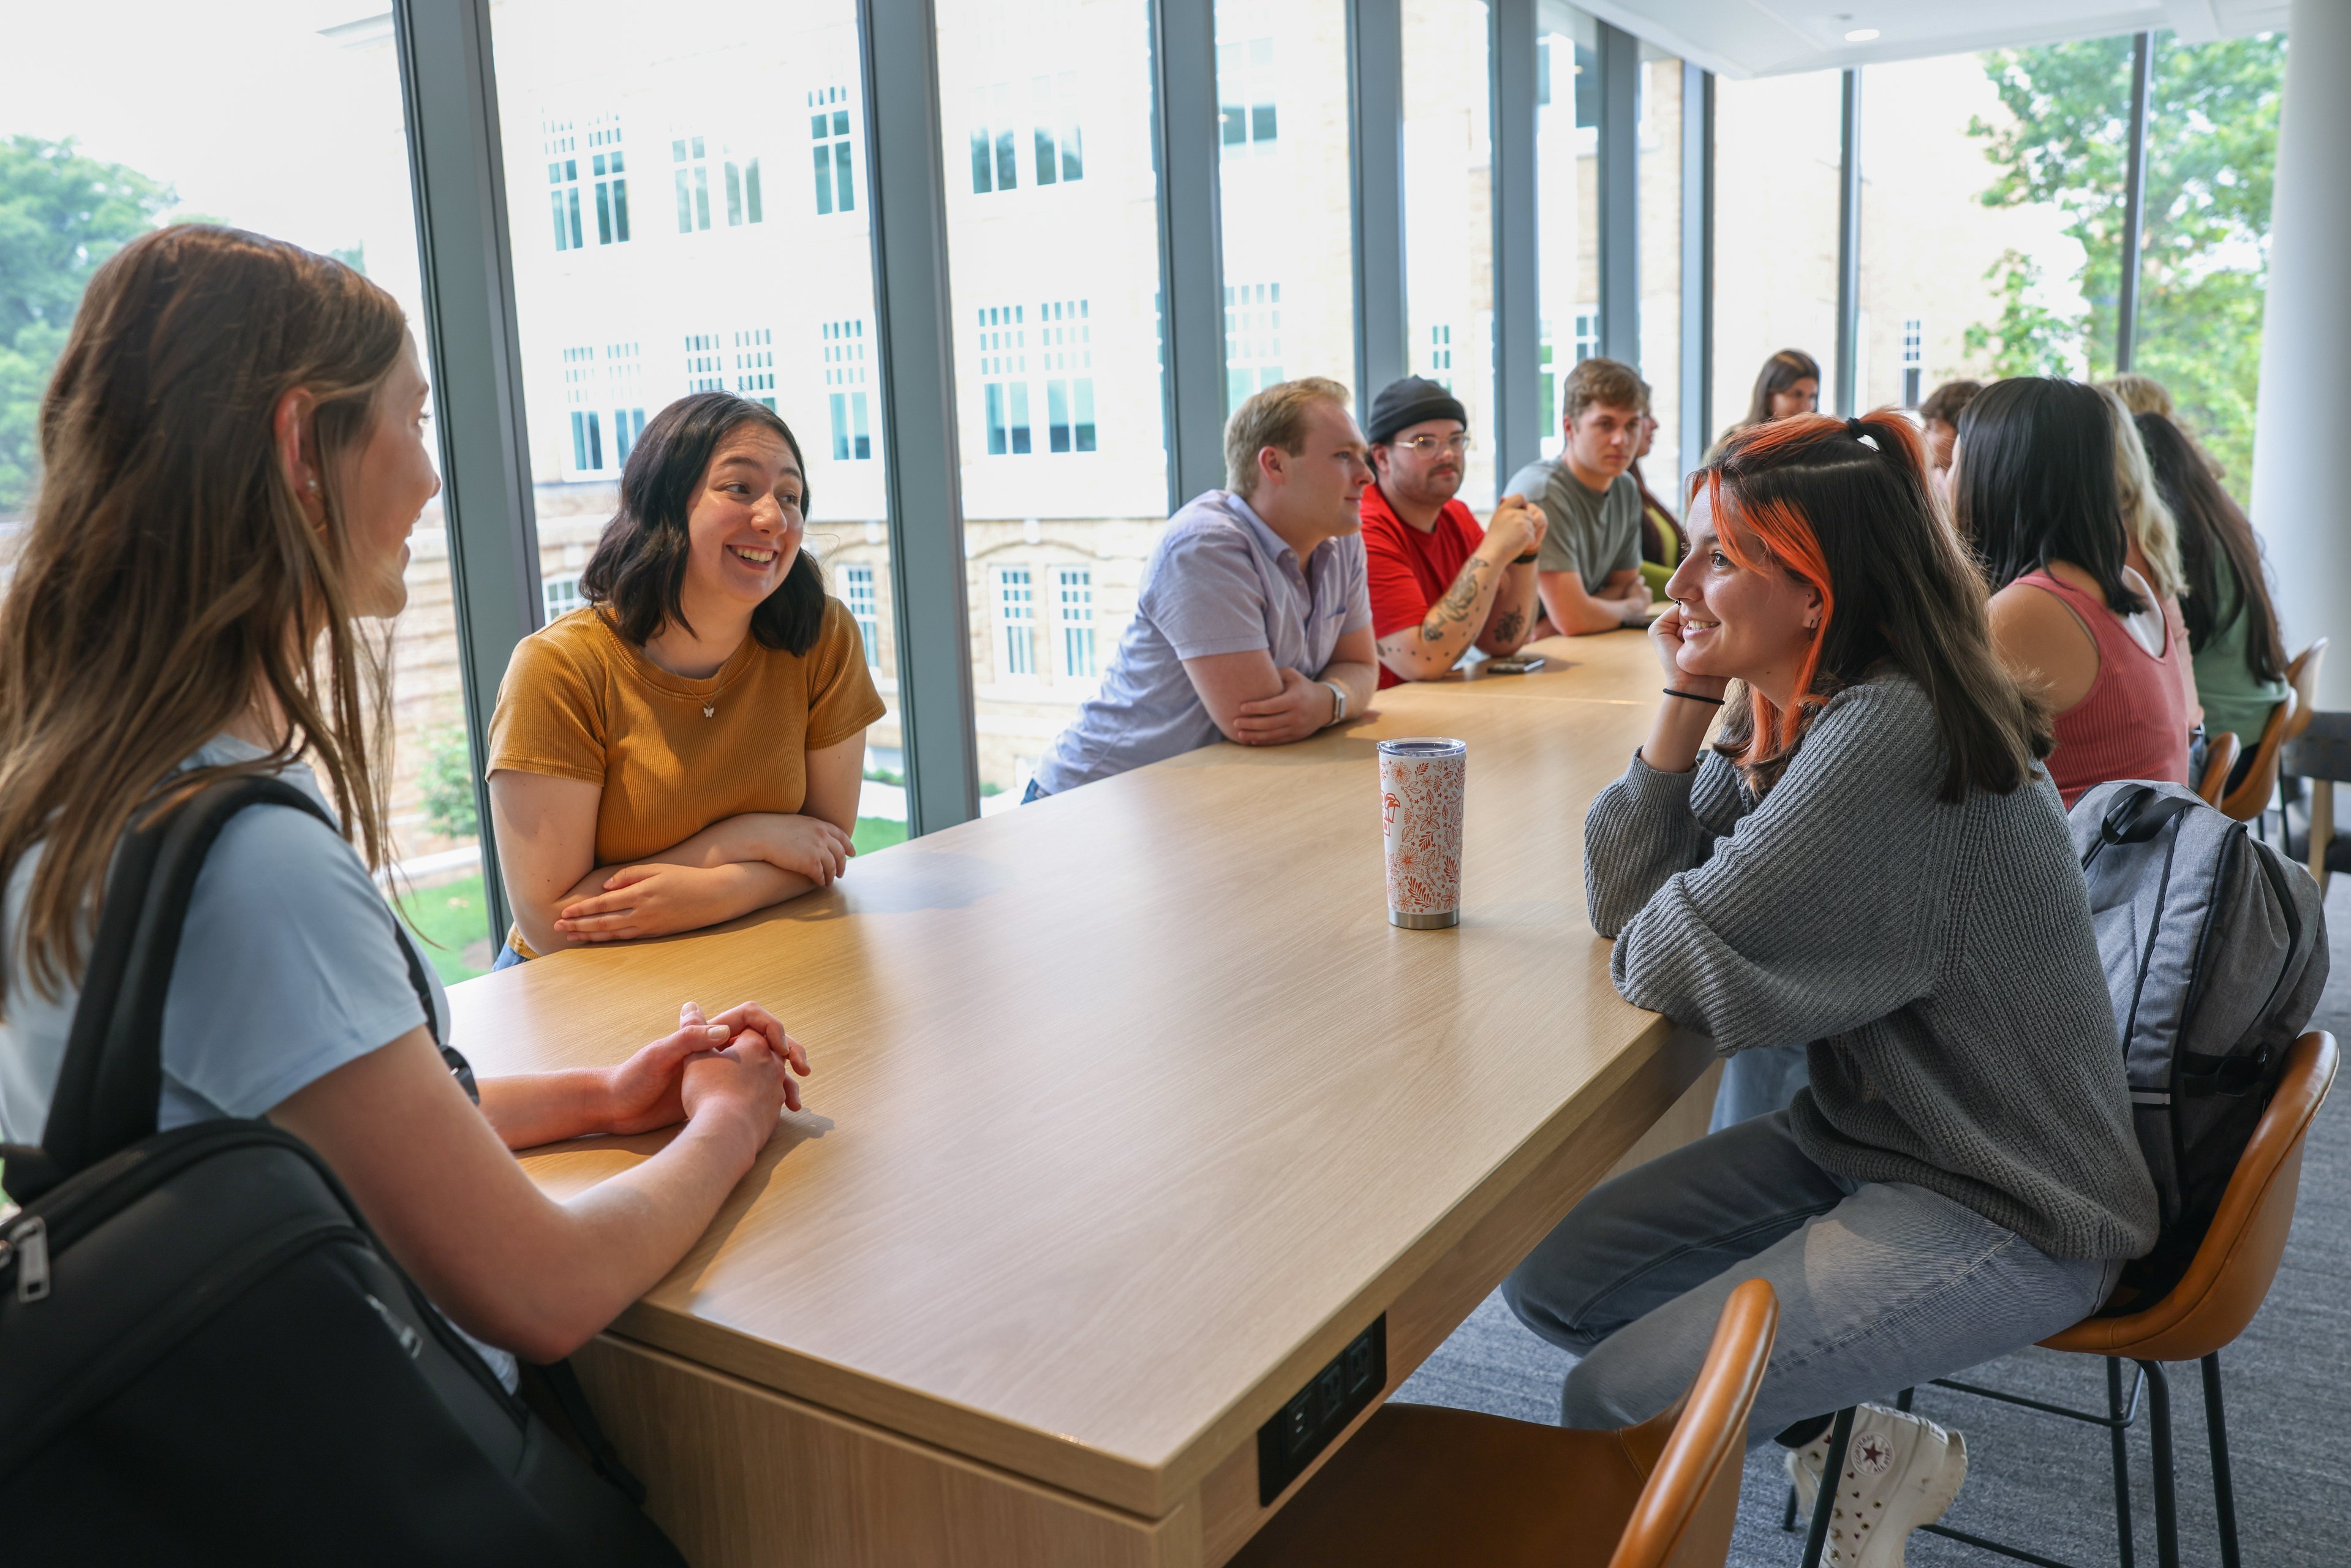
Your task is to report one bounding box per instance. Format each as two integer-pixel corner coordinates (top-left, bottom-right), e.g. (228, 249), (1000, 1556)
(1021, 778), (1049, 804)
(1501, 1110), (2118, 1446)
(1709, 1042), (1811, 1131)
(490, 941), (527, 971)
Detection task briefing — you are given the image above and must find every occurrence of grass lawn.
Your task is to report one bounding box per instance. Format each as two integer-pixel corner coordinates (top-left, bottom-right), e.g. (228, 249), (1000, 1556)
(853, 816), (907, 856)
(397, 872), (497, 985)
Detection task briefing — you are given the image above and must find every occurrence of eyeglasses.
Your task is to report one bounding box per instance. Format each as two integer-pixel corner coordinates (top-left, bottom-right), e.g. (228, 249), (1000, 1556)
(1392, 434), (1476, 456)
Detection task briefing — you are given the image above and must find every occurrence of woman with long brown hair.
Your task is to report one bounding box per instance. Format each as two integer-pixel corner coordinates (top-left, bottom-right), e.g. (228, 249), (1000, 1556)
(2137, 410), (2289, 749)
(1714, 347), (1820, 451)
(0, 225), (803, 1378)
(1502, 410), (2155, 1555)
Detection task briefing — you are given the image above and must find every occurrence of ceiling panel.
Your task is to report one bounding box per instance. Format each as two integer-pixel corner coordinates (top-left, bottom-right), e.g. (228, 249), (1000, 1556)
(1577, 0), (2287, 77)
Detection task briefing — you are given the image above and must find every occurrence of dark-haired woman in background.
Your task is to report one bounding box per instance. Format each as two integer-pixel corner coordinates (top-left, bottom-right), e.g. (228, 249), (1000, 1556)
(1713, 349), (1820, 453)
(1631, 410), (1685, 600)
(1957, 378), (2191, 807)
(488, 393), (885, 964)
(2137, 412), (2290, 754)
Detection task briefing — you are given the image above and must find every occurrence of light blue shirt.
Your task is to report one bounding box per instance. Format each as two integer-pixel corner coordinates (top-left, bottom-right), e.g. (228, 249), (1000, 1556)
(0, 736), (513, 1389)
(1034, 490), (1373, 793)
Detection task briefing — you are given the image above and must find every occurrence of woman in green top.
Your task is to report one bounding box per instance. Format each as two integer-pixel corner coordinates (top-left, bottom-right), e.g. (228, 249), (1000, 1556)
(2137, 411), (2290, 748)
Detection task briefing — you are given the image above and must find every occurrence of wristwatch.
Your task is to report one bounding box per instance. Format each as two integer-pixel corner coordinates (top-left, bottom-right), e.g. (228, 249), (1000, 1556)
(1322, 680), (1348, 726)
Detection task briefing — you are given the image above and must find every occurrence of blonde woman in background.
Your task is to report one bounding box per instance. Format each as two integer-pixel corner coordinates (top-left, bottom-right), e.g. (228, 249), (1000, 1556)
(2100, 372), (2174, 419)
(2104, 387), (2202, 731)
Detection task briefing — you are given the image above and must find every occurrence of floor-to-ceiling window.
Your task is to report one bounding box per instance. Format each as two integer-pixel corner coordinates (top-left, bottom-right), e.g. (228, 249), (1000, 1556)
(1533, 2), (1596, 462)
(1855, 50), (2095, 428)
(489, 0), (908, 854)
(1708, 69), (1841, 444)
(1634, 44), (1685, 488)
(1400, 0), (1498, 512)
(1215, 0), (1355, 412)
(934, 0), (1169, 805)
(0, 4), (486, 975)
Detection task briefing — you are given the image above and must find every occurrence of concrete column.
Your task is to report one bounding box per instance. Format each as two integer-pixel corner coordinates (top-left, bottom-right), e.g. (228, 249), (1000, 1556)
(2252, 0), (2351, 707)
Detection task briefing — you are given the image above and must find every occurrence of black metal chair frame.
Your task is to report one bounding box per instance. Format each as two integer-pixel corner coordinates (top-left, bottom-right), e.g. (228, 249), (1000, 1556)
(1786, 1351), (2240, 1568)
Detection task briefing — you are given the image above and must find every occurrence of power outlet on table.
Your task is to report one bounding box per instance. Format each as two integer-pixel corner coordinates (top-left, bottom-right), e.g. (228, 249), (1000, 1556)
(1256, 1314), (1387, 1506)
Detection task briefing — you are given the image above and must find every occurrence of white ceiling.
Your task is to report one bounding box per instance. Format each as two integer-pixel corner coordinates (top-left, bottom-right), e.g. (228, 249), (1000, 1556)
(1576, 0), (2292, 78)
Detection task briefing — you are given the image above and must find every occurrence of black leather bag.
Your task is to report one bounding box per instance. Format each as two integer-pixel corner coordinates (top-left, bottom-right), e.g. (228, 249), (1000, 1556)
(0, 776), (683, 1566)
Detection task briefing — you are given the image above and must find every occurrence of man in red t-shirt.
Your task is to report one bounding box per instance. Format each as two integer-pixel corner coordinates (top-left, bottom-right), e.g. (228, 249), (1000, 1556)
(1359, 377), (1547, 688)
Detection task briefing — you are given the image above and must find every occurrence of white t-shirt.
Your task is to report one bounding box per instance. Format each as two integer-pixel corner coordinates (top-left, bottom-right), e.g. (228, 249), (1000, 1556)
(0, 736), (514, 1389)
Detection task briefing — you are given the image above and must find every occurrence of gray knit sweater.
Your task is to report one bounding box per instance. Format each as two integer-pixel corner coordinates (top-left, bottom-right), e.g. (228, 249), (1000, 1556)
(1586, 672), (2159, 1261)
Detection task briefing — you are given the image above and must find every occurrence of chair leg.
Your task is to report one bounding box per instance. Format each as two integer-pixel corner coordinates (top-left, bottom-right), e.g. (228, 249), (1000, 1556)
(2202, 1353), (2242, 1568)
(1799, 1409), (1857, 1568)
(2142, 1362), (2180, 1568)
(2107, 1358), (2136, 1568)
(1896, 1385), (1915, 1412)
(2312, 781), (2334, 895)
(1783, 1483), (1802, 1531)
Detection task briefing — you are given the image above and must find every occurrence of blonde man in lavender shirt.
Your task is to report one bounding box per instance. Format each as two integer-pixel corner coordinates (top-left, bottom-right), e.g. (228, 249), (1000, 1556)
(1028, 378), (1378, 797)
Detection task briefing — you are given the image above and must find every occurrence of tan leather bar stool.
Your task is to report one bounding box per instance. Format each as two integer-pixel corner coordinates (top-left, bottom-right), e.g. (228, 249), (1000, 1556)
(1232, 1279), (1778, 1568)
(2196, 731), (2240, 807)
(1796, 1031), (2337, 1568)
(2218, 687), (2296, 824)
(2223, 639), (2324, 835)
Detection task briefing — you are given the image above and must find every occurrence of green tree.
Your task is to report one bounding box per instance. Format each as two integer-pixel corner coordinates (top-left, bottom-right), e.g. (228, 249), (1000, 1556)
(0, 136), (174, 512)
(1969, 32), (2285, 497)
(419, 723), (481, 841)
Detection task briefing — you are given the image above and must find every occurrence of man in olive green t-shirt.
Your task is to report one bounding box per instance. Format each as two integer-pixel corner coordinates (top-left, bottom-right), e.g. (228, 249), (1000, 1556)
(1504, 357), (1651, 636)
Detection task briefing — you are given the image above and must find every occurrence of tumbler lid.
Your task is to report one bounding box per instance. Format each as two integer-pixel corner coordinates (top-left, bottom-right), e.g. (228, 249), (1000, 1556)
(1376, 737), (1466, 758)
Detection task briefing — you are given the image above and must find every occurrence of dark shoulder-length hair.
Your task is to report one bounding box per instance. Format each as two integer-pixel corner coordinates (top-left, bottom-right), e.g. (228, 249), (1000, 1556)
(1705, 409), (2051, 802)
(1740, 349), (1821, 428)
(2137, 411), (2285, 687)
(1952, 377), (2145, 617)
(579, 392), (828, 655)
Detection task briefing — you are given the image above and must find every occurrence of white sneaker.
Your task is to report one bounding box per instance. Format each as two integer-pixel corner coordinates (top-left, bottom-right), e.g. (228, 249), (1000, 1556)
(1784, 1404), (1969, 1568)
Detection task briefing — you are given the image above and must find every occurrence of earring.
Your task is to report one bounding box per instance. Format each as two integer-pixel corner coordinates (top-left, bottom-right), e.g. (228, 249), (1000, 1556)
(306, 479), (320, 492)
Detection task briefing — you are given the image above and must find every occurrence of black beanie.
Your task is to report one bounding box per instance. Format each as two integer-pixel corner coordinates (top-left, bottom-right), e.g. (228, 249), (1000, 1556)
(1366, 376), (1469, 444)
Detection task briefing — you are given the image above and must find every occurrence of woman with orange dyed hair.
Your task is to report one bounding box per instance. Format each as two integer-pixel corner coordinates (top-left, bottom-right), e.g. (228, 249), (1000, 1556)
(1500, 412), (2157, 1547)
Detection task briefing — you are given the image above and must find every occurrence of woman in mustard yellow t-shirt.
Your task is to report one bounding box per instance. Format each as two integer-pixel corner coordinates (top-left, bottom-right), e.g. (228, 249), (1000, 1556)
(488, 394), (885, 963)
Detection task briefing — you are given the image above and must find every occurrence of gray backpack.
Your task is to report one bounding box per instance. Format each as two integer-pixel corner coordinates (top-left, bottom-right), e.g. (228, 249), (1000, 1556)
(2069, 780), (2328, 1306)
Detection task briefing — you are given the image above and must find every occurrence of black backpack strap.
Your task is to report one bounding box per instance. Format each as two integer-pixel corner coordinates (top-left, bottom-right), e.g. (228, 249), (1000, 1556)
(14, 775), (471, 1201)
(380, 888), (478, 1103)
(2082, 785), (2198, 870)
(22, 777), (330, 1197)
(525, 1359), (651, 1506)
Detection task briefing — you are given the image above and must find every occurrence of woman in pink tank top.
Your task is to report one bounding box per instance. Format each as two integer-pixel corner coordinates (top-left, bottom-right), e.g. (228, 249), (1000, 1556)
(1952, 379), (2194, 806)
(2006, 568), (2190, 804)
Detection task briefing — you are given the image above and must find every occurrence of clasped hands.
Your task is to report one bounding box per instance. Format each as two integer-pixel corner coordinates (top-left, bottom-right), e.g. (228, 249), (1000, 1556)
(595, 1000), (811, 1144)
(555, 813), (855, 942)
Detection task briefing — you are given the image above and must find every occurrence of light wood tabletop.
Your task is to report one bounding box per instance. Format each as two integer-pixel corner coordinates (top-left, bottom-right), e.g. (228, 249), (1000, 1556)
(450, 627), (1718, 1565)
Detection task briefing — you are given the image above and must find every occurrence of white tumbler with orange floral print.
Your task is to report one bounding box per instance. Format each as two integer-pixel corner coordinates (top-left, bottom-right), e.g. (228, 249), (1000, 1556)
(1378, 737), (1466, 929)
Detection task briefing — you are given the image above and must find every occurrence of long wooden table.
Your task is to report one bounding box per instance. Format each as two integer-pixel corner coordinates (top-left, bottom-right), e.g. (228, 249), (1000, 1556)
(450, 628), (1719, 1566)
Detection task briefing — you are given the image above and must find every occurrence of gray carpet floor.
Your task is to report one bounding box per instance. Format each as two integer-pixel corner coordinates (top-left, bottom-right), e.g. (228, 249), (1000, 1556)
(1397, 873), (2351, 1567)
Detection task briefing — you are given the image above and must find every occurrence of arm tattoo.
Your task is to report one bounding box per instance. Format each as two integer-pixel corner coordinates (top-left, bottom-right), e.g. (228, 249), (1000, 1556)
(1493, 608), (1525, 644)
(1419, 557), (1492, 643)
